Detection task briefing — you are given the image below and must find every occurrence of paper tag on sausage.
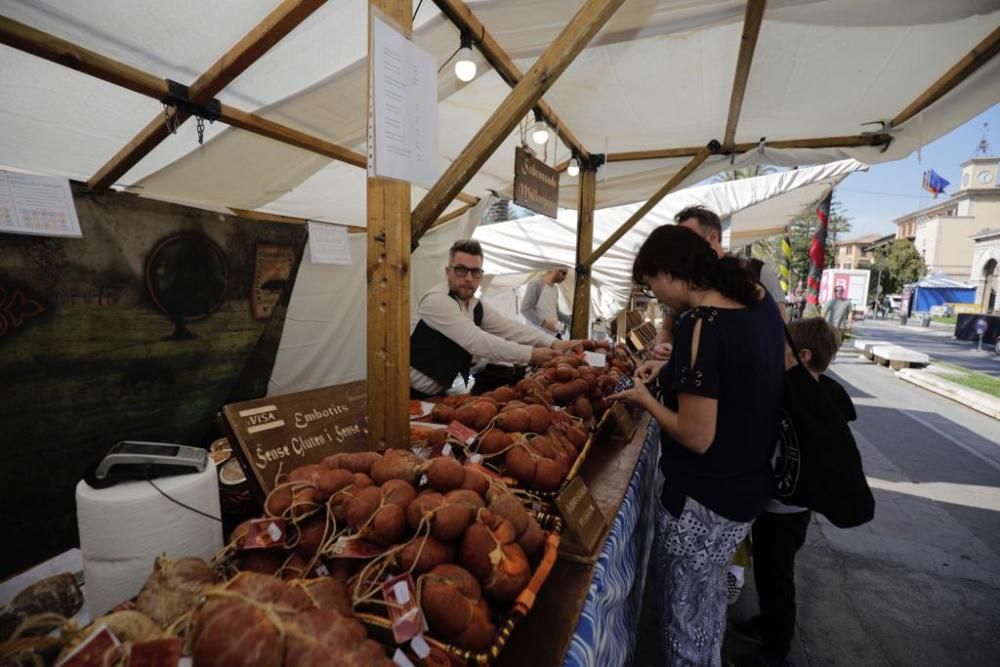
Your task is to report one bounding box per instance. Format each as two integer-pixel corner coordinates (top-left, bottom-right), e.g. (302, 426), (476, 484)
(382, 573), (425, 644)
(313, 562), (330, 577)
(243, 518), (286, 550)
(329, 535), (386, 559)
(468, 454), (483, 464)
(57, 625), (121, 667)
(446, 421), (477, 446)
(583, 350), (607, 368)
(127, 638), (182, 667)
(392, 649), (415, 667)
(410, 635), (431, 659)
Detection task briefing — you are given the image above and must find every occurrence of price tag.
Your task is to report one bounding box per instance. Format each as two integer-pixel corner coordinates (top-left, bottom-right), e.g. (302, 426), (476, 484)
(328, 535), (386, 559)
(392, 649), (415, 667)
(583, 350), (607, 368)
(411, 635), (431, 659)
(446, 420), (478, 445)
(468, 454), (483, 464)
(313, 562), (330, 577)
(554, 476), (607, 553)
(382, 573), (425, 644)
(442, 443), (453, 457)
(56, 625), (121, 667)
(128, 639), (182, 667)
(243, 518), (286, 550)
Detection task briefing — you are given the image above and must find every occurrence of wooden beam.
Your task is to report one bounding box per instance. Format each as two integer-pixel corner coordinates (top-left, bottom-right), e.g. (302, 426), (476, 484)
(88, 0), (327, 191)
(723, 0), (767, 148)
(892, 25), (1000, 128)
(411, 0), (626, 244)
(367, 0), (412, 451)
(228, 207), (366, 233)
(571, 166), (597, 339)
(430, 0), (589, 161)
(0, 16), (481, 203)
(428, 202), (476, 231)
(582, 147), (711, 267)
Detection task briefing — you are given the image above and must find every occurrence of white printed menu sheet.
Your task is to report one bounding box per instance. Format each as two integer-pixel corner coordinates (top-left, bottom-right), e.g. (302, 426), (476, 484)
(0, 170), (82, 238)
(368, 11), (439, 189)
(307, 221), (352, 265)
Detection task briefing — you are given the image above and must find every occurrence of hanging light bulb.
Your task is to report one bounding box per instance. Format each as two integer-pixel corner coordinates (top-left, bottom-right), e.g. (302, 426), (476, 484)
(530, 109), (549, 146)
(567, 157), (580, 177)
(454, 33), (476, 82)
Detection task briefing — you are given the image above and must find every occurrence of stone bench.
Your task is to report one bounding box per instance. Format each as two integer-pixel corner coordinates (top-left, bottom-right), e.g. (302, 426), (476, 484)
(870, 345), (930, 369)
(854, 339), (890, 360)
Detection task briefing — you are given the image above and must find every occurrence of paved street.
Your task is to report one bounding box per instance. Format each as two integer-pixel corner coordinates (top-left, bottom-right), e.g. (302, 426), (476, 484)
(634, 346), (1000, 667)
(853, 317), (1000, 377)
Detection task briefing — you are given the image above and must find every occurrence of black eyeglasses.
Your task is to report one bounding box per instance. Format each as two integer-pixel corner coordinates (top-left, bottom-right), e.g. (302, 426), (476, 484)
(451, 265), (484, 279)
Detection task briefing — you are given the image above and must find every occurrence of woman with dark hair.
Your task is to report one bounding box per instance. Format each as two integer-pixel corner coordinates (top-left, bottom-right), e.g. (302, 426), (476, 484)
(610, 224), (785, 666)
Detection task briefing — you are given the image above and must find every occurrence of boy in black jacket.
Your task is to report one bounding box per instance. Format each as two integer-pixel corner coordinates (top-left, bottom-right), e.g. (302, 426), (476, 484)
(732, 317), (856, 667)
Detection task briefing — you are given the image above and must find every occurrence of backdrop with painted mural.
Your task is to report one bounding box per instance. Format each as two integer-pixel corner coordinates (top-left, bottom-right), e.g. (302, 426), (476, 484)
(0, 185), (307, 576)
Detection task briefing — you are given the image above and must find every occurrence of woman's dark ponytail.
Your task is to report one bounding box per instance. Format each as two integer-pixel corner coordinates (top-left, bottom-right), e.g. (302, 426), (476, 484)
(715, 255), (759, 306)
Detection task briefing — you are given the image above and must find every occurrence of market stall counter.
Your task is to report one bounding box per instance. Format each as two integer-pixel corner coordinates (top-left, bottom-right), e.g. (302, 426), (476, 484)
(497, 414), (659, 667)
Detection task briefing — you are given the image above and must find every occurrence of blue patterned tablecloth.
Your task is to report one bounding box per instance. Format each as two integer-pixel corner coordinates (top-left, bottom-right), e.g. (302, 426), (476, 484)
(563, 420), (661, 667)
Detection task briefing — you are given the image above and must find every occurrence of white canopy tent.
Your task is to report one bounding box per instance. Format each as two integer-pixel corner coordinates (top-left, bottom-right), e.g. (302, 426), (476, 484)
(1, 1), (999, 395)
(472, 158), (868, 322)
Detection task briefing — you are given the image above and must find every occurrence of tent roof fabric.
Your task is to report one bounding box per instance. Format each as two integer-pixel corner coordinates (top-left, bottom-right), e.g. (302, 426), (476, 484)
(1, 1), (998, 226)
(913, 273), (978, 289)
(471, 158), (867, 319)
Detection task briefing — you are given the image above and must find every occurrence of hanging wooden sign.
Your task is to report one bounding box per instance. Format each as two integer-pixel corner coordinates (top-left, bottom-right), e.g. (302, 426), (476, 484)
(222, 381), (369, 500)
(513, 146), (559, 218)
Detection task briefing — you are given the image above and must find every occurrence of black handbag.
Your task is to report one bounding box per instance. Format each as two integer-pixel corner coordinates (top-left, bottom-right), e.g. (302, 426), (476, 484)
(772, 329), (875, 528)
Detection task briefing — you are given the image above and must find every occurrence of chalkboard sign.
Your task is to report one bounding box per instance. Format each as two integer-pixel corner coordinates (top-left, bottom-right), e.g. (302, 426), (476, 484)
(223, 381), (369, 500)
(554, 476), (606, 554)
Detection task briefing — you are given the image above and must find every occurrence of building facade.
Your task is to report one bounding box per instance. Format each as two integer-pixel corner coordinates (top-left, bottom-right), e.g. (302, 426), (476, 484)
(894, 156), (1000, 282)
(971, 228), (999, 314)
(834, 234), (881, 269)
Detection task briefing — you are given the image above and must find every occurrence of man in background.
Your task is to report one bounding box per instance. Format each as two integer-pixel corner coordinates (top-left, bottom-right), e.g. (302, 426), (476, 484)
(823, 285), (853, 331)
(521, 267), (572, 335)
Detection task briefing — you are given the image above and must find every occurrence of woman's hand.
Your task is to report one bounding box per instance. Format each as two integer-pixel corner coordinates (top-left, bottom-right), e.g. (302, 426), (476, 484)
(608, 379), (655, 410)
(650, 342), (672, 361)
(635, 359), (666, 384)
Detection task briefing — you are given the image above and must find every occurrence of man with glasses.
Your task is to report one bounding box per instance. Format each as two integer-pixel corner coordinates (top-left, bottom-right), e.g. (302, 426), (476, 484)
(521, 267), (571, 334)
(409, 240), (580, 398)
(822, 284), (853, 332)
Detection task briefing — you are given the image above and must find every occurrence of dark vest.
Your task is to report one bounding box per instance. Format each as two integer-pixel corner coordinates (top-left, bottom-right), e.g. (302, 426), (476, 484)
(410, 294), (484, 390)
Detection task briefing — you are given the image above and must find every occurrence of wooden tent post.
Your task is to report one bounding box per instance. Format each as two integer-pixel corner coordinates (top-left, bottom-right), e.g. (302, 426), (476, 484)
(410, 0), (626, 245)
(366, 0), (412, 450)
(571, 162), (598, 339)
(722, 0), (767, 149)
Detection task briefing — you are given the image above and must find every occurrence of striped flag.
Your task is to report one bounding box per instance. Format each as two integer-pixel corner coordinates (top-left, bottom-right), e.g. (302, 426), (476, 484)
(922, 169), (950, 198)
(779, 227), (791, 295)
(805, 193), (831, 307)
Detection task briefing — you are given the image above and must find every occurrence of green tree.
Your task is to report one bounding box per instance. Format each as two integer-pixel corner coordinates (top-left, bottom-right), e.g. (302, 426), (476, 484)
(752, 196), (852, 290)
(870, 239), (927, 297)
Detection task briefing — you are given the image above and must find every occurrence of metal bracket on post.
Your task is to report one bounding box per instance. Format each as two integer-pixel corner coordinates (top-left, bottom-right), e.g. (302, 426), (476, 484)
(162, 79), (222, 143)
(575, 263), (590, 277)
(579, 153), (605, 172)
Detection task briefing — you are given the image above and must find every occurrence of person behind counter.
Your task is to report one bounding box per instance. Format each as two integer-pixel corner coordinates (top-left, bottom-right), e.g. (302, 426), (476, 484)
(521, 267), (571, 334)
(609, 225), (785, 667)
(410, 240), (582, 399)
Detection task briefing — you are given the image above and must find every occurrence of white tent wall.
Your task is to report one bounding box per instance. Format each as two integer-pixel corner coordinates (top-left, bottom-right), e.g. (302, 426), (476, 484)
(266, 195), (494, 395)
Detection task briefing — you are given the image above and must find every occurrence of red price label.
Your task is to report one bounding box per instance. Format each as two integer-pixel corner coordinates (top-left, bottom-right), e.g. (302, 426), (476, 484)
(382, 573), (426, 644)
(243, 518), (286, 550)
(447, 420), (478, 445)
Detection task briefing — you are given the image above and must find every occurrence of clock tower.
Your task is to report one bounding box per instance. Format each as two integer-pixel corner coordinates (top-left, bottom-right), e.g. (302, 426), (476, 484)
(958, 156), (999, 193)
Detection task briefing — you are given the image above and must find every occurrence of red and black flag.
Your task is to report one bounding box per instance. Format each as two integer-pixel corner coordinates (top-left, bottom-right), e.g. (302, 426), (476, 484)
(805, 192), (831, 307)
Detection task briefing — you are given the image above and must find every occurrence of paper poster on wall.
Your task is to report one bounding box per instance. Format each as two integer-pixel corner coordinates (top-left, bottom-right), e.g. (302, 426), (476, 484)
(368, 10), (438, 189)
(0, 170), (82, 238)
(307, 221), (352, 265)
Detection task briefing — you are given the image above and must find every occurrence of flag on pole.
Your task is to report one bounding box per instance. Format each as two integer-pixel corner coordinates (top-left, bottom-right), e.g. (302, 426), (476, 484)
(805, 193), (831, 307)
(779, 227), (791, 295)
(921, 169), (950, 198)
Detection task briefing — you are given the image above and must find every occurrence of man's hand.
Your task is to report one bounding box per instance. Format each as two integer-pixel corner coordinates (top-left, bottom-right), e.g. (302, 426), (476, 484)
(551, 339), (584, 353)
(650, 342), (672, 361)
(635, 359), (666, 384)
(530, 347), (561, 366)
(542, 318), (559, 332)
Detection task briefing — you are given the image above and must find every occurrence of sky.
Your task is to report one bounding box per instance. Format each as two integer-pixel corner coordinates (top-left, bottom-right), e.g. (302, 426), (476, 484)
(835, 103), (1000, 240)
